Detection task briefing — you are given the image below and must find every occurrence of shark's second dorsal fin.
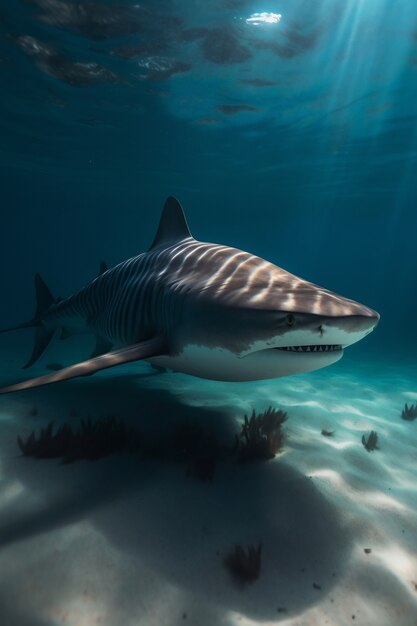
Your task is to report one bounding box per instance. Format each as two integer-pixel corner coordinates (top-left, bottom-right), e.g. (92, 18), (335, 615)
(150, 197), (192, 250)
(98, 261), (108, 276)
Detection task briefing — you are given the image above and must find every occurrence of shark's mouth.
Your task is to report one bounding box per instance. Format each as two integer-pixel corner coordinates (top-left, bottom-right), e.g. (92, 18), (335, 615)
(274, 344), (343, 353)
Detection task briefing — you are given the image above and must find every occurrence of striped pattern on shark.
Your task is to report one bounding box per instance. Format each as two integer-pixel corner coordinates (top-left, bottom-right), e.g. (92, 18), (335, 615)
(0, 197), (379, 393)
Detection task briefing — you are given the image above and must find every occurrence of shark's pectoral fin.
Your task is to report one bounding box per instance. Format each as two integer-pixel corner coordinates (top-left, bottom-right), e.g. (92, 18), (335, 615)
(0, 336), (167, 395)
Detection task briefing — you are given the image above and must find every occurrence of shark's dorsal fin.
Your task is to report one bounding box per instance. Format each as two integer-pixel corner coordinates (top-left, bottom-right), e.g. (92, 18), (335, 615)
(150, 197), (192, 250)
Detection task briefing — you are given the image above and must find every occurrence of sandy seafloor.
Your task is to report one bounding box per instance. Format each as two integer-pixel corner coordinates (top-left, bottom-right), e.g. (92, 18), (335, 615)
(0, 335), (416, 626)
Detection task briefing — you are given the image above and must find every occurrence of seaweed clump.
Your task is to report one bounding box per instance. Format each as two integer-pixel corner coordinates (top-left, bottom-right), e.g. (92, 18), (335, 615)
(401, 403), (417, 421)
(362, 430), (379, 452)
(236, 407), (287, 462)
(321, 429), (335, 437)
(224, 542), (262, 586)
(17, 416), (137, 463)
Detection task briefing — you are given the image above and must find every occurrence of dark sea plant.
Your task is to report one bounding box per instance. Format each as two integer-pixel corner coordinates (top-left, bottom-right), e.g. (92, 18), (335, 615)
(321, 429), (335, 437)
(236, 406), (287, 462)
(401, 403), (417, 421)
(17, 416), (138, 463)
(224, 542), (262, 586)
(362, 430), (379, 452)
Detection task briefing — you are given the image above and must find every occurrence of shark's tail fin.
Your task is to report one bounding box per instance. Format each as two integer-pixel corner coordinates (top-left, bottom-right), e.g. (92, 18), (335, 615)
(32, 273), (55, 323)
(0, 273), (57, 369)
(22, 274), (57, 369)
(0, 320), (34, 334)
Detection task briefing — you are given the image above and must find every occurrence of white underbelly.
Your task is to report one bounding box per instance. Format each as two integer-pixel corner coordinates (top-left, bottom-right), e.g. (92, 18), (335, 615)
(148, 344), (343, 382)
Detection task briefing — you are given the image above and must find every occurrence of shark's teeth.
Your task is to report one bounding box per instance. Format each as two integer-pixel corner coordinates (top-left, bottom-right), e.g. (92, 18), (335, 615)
(275, 345), (342, 353)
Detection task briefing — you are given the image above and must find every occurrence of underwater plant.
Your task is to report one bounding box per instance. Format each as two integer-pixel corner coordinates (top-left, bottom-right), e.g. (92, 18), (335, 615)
(362, 431), (379, 452)
(224, 542), (262, 585)
(17, 416), (138, 463)
(235, 406), (287, 462)
(321, 429), (335, 437)
(401, 403), (417, 421)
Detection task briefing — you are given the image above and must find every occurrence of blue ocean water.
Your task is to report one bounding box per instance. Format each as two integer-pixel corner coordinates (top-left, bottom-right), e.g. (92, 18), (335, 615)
(0, 2), (417, 625)
(1, 0), (417, 351)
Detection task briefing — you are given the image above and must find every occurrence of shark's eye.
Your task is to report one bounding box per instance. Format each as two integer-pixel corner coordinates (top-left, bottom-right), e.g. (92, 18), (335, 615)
(286, 314), (295, 327)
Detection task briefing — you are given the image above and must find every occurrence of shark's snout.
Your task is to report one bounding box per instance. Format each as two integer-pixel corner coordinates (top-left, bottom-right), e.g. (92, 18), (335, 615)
(267, 308), (379, 355)
(323, 309), (379, 334)
(321, 303), (380, 347)
(276, 285), (380, 348)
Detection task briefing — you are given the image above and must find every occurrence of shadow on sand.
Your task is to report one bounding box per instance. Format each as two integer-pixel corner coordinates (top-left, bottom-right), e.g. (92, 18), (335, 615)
(0, 373), (353, 622)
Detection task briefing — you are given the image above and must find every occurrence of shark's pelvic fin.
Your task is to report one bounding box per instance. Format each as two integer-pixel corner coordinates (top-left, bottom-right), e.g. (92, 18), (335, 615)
(0, 336), (167, 395)
(149, 196), (192, 250)
(90, 335), (113, 359)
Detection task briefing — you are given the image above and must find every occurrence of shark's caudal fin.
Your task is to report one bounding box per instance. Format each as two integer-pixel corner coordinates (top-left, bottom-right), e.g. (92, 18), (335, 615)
(0, 273), (55, 334)
(0, 273), (54, 336)
(0, 274), (57, 368)
(23, 274), (57, 368)
(0, 336), (167, 394)
(22, 327), (58, 369)
(33, 273), (55, 320)
(149, 196), (192, 250)
(0, 320), (33, 335)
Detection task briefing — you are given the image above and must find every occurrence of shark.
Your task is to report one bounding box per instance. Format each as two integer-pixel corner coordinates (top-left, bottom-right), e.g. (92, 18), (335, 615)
(0, 197), (379, 393)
